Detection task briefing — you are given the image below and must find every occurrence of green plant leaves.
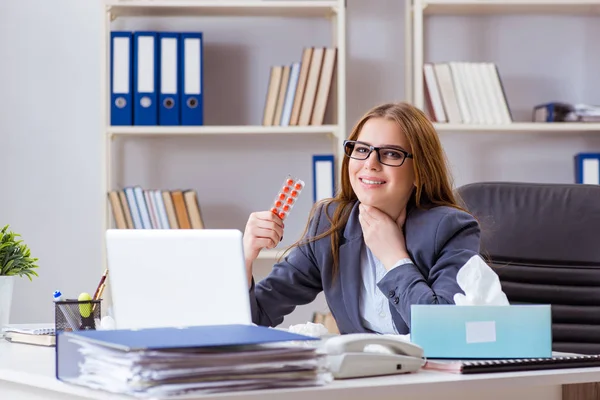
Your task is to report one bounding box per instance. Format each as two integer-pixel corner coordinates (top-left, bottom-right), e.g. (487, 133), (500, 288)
(0, 225), (39, 281)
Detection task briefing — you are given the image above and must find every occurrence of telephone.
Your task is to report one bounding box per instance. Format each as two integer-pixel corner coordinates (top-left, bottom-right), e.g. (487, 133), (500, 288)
(323, 333), (426, 379)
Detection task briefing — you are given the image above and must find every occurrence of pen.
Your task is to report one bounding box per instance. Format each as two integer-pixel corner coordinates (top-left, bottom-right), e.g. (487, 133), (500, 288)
(93, 269), (109, 301)
(92, 283), (106, 313)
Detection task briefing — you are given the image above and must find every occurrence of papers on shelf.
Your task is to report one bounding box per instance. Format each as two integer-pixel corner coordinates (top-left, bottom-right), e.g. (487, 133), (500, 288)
(64, 338), (331, 398)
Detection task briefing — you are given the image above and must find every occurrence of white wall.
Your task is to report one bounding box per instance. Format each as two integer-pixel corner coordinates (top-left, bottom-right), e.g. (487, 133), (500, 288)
(0, 1), (596, 327)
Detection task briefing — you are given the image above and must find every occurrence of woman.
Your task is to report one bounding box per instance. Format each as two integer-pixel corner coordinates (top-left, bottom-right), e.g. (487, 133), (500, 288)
(242, 102), (480, 335)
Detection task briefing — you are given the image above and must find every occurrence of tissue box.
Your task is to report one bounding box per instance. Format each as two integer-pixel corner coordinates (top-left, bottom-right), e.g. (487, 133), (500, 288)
(410, 304), (552, 359)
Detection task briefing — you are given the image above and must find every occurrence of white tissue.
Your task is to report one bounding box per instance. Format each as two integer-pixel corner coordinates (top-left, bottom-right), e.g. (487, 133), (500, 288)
(453, 255), (509, 306)
(99, 315), (116, 330)
(288, 322), (330, 338)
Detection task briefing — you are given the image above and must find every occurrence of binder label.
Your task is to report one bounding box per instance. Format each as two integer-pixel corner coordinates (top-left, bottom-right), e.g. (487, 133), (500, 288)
(184, 38), (201, 95)
(113, 38), (130, 94)
(161, 38), (177, 95)
(138, 36), (155, 93)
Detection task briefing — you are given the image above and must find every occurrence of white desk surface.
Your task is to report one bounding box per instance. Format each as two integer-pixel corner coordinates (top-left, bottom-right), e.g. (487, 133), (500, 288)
(2, 341), (600, 400)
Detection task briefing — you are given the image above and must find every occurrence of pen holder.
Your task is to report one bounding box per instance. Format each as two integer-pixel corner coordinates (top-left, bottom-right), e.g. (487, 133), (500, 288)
(54, 299), (101, 333)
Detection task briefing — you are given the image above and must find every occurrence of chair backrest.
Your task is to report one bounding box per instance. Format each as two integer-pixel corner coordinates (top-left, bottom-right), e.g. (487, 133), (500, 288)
(456, 181), (600, 355)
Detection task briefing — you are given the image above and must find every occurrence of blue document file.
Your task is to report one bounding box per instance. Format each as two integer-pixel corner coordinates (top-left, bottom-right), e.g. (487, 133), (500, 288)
(133, 31), (159, 125)
(313, 154), (335, 202)
(59, 324), (317, 352)
(574, 153), (600, 184)
(158, 32), (181, 125)
(110, 31), (133, 125)
(180, 32), (204, 125)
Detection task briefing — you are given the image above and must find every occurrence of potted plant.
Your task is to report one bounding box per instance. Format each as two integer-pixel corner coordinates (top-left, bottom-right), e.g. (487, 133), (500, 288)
(0, 225), (39, 333)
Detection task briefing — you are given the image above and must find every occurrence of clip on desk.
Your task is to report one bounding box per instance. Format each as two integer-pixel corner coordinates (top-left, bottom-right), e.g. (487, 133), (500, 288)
(1, 341), (599, 400)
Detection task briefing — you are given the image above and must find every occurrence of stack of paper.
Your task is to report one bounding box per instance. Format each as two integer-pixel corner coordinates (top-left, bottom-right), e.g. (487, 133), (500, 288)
(57, 324), (331, 398)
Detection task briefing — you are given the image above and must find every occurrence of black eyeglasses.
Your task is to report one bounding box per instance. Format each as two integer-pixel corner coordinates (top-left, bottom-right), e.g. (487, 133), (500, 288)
(343, 140), (413, 167)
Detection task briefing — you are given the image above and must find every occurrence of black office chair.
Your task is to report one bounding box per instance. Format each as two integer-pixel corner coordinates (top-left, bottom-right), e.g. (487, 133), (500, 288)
(456, 181), (600, 355)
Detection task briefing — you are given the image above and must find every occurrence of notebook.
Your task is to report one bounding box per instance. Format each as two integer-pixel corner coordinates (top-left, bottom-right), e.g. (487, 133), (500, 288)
(4, 331), (56, 347)
(3, 323), (55, 335)
(2, 323), (56, 347)
(424, 352), (600, 374)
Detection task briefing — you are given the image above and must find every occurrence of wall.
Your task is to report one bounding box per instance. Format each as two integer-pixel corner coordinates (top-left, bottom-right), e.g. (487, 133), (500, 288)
(0, 0), (596, 327)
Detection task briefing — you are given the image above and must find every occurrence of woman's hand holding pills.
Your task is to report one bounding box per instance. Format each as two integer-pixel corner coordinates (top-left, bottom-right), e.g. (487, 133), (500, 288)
(243, 211), (284, 285)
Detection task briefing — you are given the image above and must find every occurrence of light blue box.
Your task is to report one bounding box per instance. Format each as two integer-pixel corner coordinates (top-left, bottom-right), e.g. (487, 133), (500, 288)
(410, 304), (552, 359)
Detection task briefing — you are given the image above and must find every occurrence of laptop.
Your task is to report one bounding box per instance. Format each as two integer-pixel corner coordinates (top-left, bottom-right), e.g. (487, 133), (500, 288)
(105, 229), (252, 330)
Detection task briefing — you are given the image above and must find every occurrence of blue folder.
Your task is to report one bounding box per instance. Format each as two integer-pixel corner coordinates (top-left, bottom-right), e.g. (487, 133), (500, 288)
(574, 153), (600, 184)
(312, 154), (335, 202)
(179, 32), (204, 126)
(110, 31), (133, 125)
(133, 31), (159, 125)
(158, 32), (181, 125)
(61, 324), (317, 351)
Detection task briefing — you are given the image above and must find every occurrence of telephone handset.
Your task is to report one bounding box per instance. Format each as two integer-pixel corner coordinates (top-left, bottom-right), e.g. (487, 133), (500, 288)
(323, 333), (426, 379)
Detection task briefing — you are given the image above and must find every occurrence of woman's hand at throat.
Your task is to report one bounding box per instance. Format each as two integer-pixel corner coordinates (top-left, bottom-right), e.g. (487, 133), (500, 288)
(358, 203), (410, 270)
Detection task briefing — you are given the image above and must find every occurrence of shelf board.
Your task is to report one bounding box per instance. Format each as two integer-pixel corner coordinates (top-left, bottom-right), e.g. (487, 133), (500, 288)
(421, 0), (600, 15)
(434, 122), (600, 133)
(104, 0), (340, 18)
(108, 125), (339, 137)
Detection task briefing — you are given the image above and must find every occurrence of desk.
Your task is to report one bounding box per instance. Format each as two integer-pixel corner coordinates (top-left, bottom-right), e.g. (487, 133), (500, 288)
(1, 341), (600, 400)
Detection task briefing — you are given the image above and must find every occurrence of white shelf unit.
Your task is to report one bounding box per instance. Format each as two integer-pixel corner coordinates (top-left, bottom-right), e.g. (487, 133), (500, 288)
(405, 0), (600, 133)
(100, 0), (347, 263)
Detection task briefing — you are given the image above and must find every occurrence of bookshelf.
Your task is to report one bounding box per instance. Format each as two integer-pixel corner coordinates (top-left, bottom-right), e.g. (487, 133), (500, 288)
(405, 0), (600, 132)
(107, 125), (340, 138)
(100, 0), (347, 266)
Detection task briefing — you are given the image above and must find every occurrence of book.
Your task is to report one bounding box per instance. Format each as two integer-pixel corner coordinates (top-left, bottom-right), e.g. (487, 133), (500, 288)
(3, 323), (55, 335)
(4, 331), (56, 347)
(3, 323), (56, 347)
(424, 352), (600, 374)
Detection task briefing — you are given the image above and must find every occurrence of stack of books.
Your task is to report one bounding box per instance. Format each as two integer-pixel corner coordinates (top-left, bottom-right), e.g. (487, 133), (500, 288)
(108, 186), (204, 230)
(57, 324), (332, 398)
(263, 46), (337, 127)
(423, 61), (512, 125)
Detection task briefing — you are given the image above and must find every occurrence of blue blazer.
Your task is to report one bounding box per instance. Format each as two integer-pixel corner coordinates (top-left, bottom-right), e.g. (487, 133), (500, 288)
(249, 200), (481, 334)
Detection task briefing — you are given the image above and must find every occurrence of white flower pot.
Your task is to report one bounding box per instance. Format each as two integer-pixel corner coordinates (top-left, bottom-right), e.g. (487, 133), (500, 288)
(0, 276), (15, 336)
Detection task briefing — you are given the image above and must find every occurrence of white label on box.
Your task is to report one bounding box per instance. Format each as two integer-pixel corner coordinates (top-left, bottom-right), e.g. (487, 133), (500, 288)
(465, 321), (496, 343)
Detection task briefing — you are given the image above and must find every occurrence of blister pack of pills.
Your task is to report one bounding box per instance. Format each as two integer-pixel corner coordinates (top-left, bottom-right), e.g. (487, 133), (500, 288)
(270, 175), (305, 221)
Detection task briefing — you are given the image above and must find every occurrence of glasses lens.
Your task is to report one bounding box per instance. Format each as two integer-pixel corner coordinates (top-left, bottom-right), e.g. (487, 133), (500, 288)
(345, 142), (371, 160)
(344, 141), (359, 158)
(378, 148), (406, 166)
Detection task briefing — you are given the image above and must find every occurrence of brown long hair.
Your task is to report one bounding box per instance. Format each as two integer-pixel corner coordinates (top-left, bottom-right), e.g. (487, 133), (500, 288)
(283, 102), (469, 277)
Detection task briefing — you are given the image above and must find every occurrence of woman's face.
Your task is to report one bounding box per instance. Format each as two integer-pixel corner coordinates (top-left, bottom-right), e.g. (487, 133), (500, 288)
(348, 117), (415, 219)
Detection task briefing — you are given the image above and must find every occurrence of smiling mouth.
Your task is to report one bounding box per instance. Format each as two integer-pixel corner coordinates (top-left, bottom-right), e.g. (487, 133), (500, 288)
(360, 178), (386, 185)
